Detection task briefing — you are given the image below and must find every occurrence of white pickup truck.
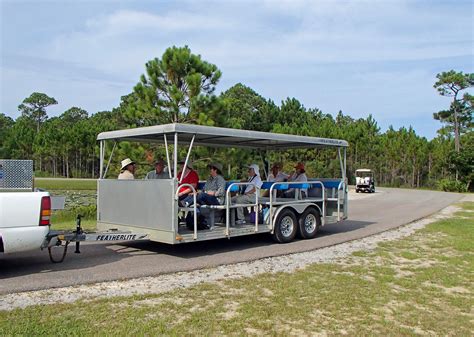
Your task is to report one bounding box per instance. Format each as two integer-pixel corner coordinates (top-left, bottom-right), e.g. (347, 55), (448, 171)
(0, 159), (52, 254)
(0, 192), (52, 254)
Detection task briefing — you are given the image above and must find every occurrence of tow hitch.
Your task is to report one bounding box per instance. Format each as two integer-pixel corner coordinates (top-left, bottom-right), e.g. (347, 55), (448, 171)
(43, 215), (149, 263)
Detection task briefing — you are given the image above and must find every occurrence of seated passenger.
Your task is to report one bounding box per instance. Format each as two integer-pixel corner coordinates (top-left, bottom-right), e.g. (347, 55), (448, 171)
(177, 160), (199, 201)
(263, 162), (289, 197)
(118, 158), (136, 180)
(231, 164), (263, 225)
(145, 159), (169, 179)
(181, 162), (225, 207)
(284, 162), (308, 198)
(268, 162), (289, 182)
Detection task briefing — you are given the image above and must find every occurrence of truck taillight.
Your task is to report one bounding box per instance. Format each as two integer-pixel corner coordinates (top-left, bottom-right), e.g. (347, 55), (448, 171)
(40, 196), (51, 226)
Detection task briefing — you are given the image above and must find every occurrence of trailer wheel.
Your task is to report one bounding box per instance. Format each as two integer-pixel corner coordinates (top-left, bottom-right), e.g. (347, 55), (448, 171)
(272, 208), (297, 243)
(298, 207), (321, 239)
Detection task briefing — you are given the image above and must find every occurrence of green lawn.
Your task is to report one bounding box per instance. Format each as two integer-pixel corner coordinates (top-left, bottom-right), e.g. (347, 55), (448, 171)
(34, 179), (98, 231)
(51, 216), (97, 232)
(35, 178), (97, 191)
(1, 202), (472, 336)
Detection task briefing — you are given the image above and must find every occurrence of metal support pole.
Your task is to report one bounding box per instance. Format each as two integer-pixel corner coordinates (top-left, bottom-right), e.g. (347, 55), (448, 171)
(103, 141), (116, 179)
(180, 134), (195, 184)
(164, 134), (172, 178)
(173, 133), (178, 179)
(99, 141), (104, 179)
(344, 147), (348, 218)
(338, 147), (344, 180)
(260, 151), (268, 180)
(343, 148), (347, 182)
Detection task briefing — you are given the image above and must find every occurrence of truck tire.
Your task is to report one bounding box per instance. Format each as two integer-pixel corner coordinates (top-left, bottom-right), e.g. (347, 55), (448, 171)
(298, 207), (320, 239)
(272, 208), (298, 243)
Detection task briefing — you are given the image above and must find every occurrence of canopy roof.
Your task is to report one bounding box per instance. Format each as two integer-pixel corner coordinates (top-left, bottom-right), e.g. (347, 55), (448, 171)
(355, 169), (373, 173)
(97, 123), (348, 150)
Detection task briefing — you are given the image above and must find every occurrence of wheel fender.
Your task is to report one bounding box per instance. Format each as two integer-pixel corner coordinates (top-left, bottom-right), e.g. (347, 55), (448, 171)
(271, 203), (321, 233)
(304, 204), (322, 219)
(270, 205), (293, 234)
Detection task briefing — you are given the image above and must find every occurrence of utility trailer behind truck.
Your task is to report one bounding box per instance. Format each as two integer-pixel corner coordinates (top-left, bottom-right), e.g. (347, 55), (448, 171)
(96, 123), (349, 244)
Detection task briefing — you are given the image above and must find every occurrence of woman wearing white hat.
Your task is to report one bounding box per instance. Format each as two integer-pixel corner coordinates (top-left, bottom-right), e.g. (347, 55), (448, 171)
(231, 163), (263, 225)
(118, 158), (136, 180)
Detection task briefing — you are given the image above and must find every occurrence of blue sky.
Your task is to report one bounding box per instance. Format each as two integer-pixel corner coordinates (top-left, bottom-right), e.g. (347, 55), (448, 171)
(1, 0), (473, 139)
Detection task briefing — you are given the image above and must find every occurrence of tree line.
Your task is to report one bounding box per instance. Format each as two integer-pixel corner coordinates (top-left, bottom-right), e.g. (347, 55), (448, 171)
(0, 46), (472, 191)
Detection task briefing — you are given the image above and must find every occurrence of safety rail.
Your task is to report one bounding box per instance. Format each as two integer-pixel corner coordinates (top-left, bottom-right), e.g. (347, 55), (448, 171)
(225, 182), (261, 236)
(306, 179), (346, 222)
(336, 180), (346, 222)
(175, 183), (198, 240)
(176, 179), (345, 240)
(268, 181), (326, 232)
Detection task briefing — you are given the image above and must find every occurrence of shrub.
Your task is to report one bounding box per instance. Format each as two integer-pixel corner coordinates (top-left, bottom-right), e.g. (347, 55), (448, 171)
(437, 179), (467, 192)
(52, 205), (97, 223)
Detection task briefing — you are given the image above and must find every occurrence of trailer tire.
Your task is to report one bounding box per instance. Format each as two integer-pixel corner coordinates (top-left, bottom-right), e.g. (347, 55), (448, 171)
(298, 207), (320, 239)
(272, 208), (298, 243)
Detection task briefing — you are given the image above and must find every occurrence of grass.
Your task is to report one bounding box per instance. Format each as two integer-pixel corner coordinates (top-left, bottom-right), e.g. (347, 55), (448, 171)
(51, 193), (97, 231)
(51, 214), (97, 232)
(35, 177), (97, 191)
(34, 178), (98, 231)
(1, 203), (473, 336)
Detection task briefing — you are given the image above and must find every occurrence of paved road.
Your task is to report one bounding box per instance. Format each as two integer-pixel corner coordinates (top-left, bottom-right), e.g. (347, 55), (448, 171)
(0, 188), (463, 295)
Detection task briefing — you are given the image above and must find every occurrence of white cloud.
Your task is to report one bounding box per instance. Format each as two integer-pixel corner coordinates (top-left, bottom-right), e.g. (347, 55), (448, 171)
(43, 1), (472, 77)
(84, 9), (233, 34)
(1, 0), (472, 138)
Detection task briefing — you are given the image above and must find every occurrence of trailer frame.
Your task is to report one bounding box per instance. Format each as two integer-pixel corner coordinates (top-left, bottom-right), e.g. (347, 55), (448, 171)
(95, 123), (349, 244)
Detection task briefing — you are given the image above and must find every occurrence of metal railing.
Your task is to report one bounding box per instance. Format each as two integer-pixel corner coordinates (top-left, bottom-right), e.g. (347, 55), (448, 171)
(268, 181), (326, 232)
(176, 179), (346, 240)
(175, 183), (198, 240)
(225, 182), (260, 236)
(337, 180), (345, 221)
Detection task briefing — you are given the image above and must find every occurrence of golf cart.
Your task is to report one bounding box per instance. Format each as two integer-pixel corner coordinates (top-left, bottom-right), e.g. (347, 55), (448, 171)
(355, 169), (375, 193)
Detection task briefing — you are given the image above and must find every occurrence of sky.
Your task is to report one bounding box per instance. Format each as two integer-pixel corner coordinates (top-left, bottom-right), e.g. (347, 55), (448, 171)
(1, 0), (473, 139)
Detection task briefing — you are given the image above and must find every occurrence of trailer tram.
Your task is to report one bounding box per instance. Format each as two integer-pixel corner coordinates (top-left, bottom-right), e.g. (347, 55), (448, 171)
(96, 123), (348, 244)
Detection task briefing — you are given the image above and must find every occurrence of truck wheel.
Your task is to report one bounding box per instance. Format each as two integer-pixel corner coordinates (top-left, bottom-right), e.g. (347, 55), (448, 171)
(272, 208), (297, 243)
(298, 207), (320, 239)
(356, 189), (359, 193)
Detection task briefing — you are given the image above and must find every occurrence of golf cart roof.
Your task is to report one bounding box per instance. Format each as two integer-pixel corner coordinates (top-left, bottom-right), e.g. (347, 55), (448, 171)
(355, 169), (373, 173)
(97, 123), (349, 150)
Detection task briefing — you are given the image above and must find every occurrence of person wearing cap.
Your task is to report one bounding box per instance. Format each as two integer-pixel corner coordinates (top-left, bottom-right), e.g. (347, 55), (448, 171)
(118, 158), (136, 180)
(176, 160), (199, 200)
(231, 163), (263, 225)
(181, 162), (226, 207)
(284, 162), (308, 198)
(145, 159), (168, 179)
